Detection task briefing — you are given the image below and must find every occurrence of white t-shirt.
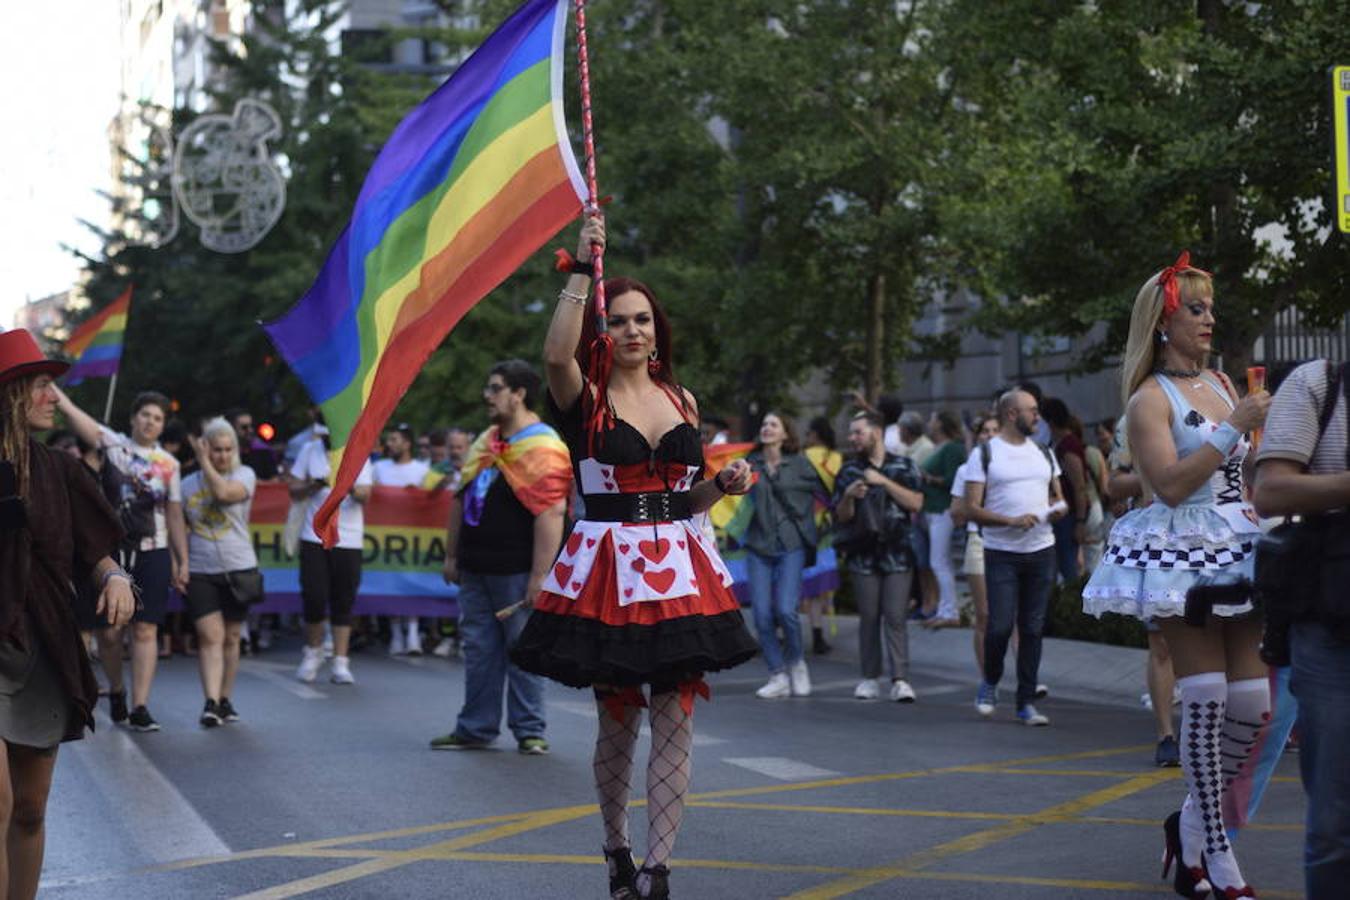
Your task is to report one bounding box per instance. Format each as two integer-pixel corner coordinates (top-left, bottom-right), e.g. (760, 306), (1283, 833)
(883, 424), (904, 457)
(963, 435), (1062, 553)
(183, 466), (258, 574)
(292, 439), (374, 550)
(950, 460), (978, 534)
(98, 426), (182, 552)
(372, 458), (431, 488)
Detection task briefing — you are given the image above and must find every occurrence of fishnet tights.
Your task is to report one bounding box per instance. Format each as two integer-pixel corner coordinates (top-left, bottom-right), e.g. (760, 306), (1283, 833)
(642, 689), (693, 872)
(594, 693), (641, 853)
(593, 687), (695, 898)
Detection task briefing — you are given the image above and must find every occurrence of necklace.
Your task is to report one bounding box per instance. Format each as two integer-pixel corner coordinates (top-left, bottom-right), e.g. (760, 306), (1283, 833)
(1156, 365), (1203, 379)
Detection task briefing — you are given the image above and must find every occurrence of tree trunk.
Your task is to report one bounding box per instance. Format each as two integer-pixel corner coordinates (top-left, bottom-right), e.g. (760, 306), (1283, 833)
(866, 272), (885, 403)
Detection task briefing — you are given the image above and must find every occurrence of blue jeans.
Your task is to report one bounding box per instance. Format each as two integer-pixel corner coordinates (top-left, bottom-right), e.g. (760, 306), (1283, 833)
(747, 549), (805, 674)
(1291, 620), (1350, 898)
(983, 547), (1055, 708)
(1051, 514), (1079, 582)
(453, 570), (545, 743)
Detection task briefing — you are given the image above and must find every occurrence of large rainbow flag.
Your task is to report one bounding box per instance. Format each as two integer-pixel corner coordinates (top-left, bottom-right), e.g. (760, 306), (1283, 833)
(64, 287), (130, 384)
(264, 0), (586, 545)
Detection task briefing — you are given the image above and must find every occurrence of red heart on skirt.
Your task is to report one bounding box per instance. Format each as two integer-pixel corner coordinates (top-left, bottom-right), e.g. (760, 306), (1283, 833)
(642, 568), (676, 593)
(639, 538), (670, 563)
(586, 537), (597, 548)
(631, 558), (646, 572)
(565, 533), (583, 556)
(623, 587), (634, 598)
(553, 563), (573, 586)
(618, 544), (631, 555)
(571, 581), (582, 591)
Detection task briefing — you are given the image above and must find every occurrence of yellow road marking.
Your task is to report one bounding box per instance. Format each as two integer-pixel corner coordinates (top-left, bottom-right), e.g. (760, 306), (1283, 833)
(783, 771), (1173, 899)
(57, 741), (1296, 899)
(235, 805), (598, 899)
(691, 800), (1024, 821)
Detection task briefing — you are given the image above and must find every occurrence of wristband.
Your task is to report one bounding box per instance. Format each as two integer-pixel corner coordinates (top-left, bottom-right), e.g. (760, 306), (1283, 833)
(1205, 421), (1242, 458)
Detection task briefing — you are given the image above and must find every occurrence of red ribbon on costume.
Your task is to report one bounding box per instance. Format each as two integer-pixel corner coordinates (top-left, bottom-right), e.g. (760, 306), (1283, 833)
(1157, 250), (1210, 318)
(601, 687), (648, 722)
(677, 678), (711, 717)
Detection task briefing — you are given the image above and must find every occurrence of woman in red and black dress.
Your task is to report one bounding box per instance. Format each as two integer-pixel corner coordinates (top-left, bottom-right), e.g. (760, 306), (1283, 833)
(513, 216), (757, 900)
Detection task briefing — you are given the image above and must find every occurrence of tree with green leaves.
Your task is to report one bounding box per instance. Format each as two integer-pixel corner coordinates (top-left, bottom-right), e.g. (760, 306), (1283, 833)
(933, 0), (1350, 379)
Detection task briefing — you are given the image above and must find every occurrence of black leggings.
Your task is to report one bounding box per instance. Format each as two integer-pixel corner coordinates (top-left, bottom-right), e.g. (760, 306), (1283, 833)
(299, 542), (362, 626)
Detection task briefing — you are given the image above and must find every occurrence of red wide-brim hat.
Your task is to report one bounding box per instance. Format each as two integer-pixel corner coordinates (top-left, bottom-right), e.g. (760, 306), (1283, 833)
(0, 329), (70, 387)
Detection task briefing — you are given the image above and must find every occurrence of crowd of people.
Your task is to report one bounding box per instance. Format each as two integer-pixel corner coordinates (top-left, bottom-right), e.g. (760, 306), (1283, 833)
(2, 232), (1348, 899)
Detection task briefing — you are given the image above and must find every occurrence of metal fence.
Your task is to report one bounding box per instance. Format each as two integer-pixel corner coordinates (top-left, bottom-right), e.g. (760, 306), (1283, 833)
(1253, 306), (1350, 366)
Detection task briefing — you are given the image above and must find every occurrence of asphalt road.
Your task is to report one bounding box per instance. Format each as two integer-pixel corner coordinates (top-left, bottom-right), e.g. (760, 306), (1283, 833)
(41, 622), (1306, 899)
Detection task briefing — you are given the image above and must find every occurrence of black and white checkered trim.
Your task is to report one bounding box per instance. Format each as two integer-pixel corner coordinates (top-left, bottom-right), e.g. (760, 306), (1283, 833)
(1101, 541), (1254, 570)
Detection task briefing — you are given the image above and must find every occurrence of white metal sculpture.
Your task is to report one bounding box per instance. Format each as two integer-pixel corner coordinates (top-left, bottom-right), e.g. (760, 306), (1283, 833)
(123, 116), (180, 249)
(171, 98), (286, 253)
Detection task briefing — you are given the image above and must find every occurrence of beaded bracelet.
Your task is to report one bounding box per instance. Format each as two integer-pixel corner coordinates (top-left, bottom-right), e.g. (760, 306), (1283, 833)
(559, 287), (589, 306)
(100, 565), (135, 592)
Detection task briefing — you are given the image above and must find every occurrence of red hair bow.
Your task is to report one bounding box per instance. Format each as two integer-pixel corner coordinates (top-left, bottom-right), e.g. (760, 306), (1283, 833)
(1157, 251), (1210, 317)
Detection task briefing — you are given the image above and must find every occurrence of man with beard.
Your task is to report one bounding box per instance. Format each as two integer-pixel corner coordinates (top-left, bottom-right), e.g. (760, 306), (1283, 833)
(963, 389), (1066, 726)
(833, 411), (925, 703)
(431, 360), (569, 754)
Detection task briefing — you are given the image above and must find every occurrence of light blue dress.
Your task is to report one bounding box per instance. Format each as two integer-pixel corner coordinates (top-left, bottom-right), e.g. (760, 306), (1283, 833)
(1082, 373), (1259, 620)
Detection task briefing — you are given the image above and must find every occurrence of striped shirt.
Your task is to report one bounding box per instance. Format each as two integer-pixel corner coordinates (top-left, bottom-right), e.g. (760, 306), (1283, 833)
(1256, 361), (1349, 475)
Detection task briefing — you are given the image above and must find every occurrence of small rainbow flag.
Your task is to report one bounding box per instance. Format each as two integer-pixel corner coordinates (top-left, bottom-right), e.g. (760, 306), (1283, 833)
(64, 287), (131, 385)
(264, 0), (586, 545)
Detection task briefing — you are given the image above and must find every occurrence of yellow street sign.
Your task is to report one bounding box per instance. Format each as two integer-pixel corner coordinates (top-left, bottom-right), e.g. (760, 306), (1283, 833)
(1333, 66), (1350, 234)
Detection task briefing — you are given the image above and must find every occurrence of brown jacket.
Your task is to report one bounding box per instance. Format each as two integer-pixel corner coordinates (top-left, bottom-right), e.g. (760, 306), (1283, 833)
(0, 441), (121, 740)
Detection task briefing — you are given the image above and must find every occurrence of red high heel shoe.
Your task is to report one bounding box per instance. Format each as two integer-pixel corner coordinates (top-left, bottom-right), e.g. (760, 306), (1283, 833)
(1162, 811), (1212, 898)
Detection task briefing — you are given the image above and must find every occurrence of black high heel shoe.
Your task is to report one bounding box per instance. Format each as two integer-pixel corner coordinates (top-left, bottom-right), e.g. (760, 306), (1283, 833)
(603, 846), (637, 899)
(636, 864), (670, 899)
(1162, 811), (1211, 898)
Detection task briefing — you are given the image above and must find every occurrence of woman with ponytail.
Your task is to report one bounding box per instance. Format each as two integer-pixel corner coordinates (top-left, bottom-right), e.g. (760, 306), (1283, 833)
(512, 214), (758, 900)
(0, 330), (134, 898)
(1082, 254), (1271, 898)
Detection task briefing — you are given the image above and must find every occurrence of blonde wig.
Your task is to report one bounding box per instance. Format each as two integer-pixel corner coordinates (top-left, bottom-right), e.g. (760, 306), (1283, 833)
(200, 416), (242, 473)
(1119, 266), (1213, 407)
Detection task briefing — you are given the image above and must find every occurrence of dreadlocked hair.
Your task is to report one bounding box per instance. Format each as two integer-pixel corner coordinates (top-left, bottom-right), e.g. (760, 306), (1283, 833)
(0, 377), (33, 498)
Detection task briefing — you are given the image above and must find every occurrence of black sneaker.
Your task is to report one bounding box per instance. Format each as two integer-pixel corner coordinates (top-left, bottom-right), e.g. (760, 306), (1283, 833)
(200, 699), (222, 728)
(217, 697), (240, 723)
(128, 705), (160, 732)
(108, 690), (129, 724)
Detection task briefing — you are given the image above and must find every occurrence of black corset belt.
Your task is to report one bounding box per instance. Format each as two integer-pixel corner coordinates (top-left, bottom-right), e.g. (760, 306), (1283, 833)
(583, 491), (693, 523)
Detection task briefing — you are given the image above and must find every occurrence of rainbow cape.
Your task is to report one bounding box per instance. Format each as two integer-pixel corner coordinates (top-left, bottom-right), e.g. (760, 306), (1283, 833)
(263, 0), (586, 545)
(64, 287), (130, 385)
(457, 422), (572, 519)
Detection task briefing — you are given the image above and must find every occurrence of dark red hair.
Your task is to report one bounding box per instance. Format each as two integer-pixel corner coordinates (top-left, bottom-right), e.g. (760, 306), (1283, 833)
(575, 277), (690, 417)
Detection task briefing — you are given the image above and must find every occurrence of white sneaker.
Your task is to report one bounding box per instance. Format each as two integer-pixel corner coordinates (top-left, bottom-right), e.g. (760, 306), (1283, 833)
(405, 621), (422, 656)
(432, 637), (455, 658)
(788, 659), (812, 697)
(889, 679), (917, 703)
(388, 629), (406, 656)
(755, 673), (791, 699)
(854, 678), (881, 700)
(256, 626), (272, 651)
(330, 656), (355, 685)
(296, 646), (324, 683)
(322, 627), (334, 659)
